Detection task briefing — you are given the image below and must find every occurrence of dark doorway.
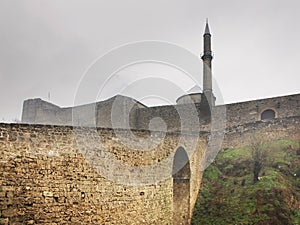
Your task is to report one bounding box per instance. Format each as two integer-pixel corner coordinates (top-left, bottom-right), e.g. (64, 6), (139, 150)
(172, 147), (191, 225)
(261, 109), (276, 120)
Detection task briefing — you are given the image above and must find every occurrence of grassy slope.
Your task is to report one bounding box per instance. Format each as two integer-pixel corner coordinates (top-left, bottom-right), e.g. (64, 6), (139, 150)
(192, 139), (300, 225)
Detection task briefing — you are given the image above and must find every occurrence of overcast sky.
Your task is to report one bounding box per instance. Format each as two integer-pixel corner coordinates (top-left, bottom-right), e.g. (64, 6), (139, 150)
(0, 0), (299, 122)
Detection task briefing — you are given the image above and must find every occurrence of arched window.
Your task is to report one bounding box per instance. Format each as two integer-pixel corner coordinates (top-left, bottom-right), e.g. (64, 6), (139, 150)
(261, 109), (276, 120)
(172, 147), (190, 224)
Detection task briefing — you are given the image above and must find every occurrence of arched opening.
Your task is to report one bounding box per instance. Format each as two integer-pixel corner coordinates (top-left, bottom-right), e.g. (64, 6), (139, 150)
(261, 109), (276, 120)
(172, 147), (191, 225)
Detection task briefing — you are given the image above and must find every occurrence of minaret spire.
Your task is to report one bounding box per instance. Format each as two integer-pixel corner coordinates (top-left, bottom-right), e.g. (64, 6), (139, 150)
(204, 18), (210, 34)
(201, 19), (215, 106)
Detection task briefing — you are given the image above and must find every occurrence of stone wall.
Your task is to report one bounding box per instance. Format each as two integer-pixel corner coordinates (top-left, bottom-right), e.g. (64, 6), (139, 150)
(0, 123), (206, 224)
(21, 99), (65, 125)
(135, 103), (210, 132)
(222, 116), (300, 149)
(13, 93), (300, 224)
(223, 94), (300, 128)
(21, 94), (300, 133)
(21, 96), (146, 129)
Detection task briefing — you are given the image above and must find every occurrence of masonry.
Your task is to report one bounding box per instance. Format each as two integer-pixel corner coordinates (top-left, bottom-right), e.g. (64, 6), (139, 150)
(21, 93), (300, 131)
(1, 94), (299, 224)
(0, 123), (206, 224)
(221, 94), (300, 148)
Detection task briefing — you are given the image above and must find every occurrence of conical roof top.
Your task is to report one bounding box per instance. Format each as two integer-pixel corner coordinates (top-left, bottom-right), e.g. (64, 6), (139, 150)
(204, 18), (210, 34)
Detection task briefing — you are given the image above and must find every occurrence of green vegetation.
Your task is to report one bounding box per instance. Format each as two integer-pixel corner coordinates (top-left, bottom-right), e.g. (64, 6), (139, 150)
(192, 139), (300, 225)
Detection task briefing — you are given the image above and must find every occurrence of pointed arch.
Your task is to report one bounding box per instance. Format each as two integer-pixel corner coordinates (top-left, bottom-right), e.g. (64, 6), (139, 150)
(172, 147), (191, 225)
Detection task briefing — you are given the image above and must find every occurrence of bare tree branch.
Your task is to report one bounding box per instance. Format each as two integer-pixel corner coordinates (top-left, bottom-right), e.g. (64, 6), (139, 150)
(249, 134), (271, 183)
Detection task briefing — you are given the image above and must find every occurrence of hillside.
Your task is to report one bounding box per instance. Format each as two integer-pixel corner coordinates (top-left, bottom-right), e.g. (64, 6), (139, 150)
(192, 139), (300, 225)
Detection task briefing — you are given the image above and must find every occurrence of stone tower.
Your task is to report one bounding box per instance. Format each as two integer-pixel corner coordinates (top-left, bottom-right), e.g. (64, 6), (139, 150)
(201, 19), (215, 106)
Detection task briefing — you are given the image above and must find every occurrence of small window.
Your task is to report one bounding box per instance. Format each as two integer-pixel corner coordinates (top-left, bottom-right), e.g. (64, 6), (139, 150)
(261, 109), (276, 120)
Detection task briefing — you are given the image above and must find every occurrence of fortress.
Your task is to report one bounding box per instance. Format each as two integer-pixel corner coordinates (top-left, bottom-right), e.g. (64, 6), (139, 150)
(0, 22), (299, 224)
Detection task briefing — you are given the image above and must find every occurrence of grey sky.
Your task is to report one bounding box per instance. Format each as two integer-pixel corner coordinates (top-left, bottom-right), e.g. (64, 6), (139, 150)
(0, 0), (299, 121)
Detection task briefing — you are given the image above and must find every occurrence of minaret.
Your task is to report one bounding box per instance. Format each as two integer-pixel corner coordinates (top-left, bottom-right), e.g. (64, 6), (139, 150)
(201, 19), (215, 106)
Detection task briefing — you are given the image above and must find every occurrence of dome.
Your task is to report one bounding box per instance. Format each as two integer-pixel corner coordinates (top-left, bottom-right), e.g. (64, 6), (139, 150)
(176, 86), (202, 104)
(187, 85), (202, 94)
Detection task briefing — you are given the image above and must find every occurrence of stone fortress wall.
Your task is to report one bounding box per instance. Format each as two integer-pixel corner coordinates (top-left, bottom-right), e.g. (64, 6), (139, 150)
(21, 95), (212, 132)
(223, 93), (299, 128)
(220, 93), (300, 148)
(0, 92), (295, 225)
(0, 123), (206, 224)
(21, 93), (300, 134)
(222, 116), (300, 149)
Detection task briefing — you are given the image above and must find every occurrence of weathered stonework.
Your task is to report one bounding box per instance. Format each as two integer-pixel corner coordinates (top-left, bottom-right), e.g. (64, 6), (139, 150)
(21, 94), (300, 132)
(0, 123), (206, 224)
(0, 92), (294, 224)
(222, 116), (300, 149)
(223, 94), (299, 128)
(9, 92), (298, 224)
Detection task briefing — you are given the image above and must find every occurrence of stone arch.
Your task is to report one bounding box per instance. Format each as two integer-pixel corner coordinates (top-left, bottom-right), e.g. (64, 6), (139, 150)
(172, 147), (191, 225)
(259, 108), (278, 120)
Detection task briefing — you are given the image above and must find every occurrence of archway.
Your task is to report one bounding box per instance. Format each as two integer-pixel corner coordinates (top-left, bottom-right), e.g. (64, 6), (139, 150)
(172, 147), (191, 225)
(261, 109), (276, 120)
